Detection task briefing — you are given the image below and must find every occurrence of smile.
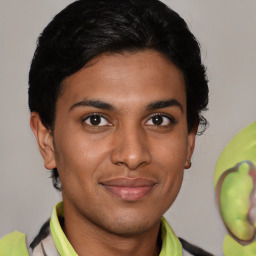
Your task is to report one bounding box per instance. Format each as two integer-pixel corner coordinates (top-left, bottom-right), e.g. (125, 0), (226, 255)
(100, 178), (157, 201)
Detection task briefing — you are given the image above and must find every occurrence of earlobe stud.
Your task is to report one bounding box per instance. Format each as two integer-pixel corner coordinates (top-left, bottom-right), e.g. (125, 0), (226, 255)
(185, 159), (192, 169)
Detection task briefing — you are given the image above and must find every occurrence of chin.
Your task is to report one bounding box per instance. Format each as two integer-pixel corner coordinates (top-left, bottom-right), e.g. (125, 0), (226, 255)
(97, 211), (160, 237)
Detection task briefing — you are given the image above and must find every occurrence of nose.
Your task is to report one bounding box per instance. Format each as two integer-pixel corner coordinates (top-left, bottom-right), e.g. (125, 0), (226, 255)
(111, 125), (152, 170)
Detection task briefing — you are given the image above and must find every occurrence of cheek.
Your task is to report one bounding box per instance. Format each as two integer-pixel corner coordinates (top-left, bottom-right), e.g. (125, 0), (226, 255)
(152, 132), (188, 168)
(54, 137), (102, 201)
(151, 132), (187, 191)
(54, 130), (111, 181)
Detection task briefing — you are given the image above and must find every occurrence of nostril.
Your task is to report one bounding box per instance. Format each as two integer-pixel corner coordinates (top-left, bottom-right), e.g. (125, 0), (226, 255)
(110, 131), (151, 170)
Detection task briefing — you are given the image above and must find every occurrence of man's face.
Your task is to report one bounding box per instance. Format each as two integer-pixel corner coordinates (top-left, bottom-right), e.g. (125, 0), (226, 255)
(34, 50), (195, 236)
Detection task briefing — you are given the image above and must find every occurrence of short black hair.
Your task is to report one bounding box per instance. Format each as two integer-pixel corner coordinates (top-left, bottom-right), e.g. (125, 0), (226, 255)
(28, 0), (209, 190)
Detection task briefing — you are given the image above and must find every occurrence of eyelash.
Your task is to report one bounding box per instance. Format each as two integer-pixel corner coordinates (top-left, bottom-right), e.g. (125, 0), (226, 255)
(146, 113), (177, 126)
(82, 113), (111, 127)
(81, 113), (176, 127)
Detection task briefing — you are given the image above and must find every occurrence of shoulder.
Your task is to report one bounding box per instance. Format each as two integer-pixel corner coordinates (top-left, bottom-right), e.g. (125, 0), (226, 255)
(0, 231), (29, 256)
(161, 217), (214, 256)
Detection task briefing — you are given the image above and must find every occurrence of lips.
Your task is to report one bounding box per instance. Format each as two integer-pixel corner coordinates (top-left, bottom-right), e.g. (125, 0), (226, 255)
(100, 178), (157, 201)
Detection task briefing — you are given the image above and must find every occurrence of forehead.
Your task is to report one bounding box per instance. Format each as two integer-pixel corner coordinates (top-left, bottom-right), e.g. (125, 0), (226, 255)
(59, 50), (186, 109)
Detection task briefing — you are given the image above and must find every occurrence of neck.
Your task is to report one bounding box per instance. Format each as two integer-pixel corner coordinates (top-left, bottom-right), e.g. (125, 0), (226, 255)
(62, 203), (161, 256)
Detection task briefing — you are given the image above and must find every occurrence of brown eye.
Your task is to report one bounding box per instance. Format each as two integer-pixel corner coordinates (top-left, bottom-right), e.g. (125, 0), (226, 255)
(146, 114), (174, 126)
(84, 114), (110, 126)
(152, 115), (164, 126)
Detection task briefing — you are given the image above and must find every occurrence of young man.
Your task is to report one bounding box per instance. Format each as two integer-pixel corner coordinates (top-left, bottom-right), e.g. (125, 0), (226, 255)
(0, 0), (212, 255)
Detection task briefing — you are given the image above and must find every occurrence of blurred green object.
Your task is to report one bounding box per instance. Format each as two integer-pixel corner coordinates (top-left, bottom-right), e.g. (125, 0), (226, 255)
(219, 161), (256, 241)
(214, 122), (256, 255)
(223, 235), (256, 256)
(214, 122), (256, 188)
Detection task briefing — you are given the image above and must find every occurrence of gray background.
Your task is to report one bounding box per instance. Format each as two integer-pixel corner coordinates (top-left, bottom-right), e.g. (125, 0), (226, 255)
(0, 1), (255, 255)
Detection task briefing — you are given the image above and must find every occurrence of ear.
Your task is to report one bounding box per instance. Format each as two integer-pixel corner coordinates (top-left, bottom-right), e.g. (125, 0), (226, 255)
(185, 126), (197, 169)
(30, 112), (56, 170)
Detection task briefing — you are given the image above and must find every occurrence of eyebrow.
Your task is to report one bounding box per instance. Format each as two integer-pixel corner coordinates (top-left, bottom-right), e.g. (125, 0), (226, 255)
(69, 98), (183, 112)
(146, 99), (183, 112)
(69, 99), (114, 111)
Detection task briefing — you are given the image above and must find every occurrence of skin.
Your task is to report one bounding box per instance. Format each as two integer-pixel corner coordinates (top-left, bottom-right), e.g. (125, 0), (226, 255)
(31, 50), (196, 256)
